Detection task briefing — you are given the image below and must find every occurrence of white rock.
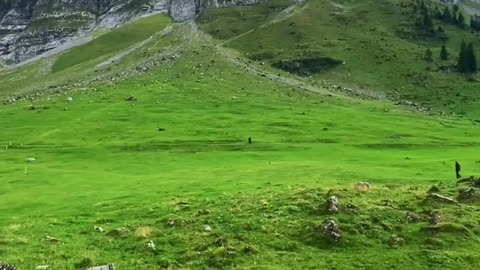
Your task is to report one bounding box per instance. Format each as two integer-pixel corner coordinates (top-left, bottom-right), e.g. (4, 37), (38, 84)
(85, 264), (116, 270)
(355, 182), (372, 192)
(66, 97), (73, 102)
(35, 265), (49, 270)
(26, 157), (36, 163)
(147, 240), (156, 250)
(203, 225), (212, 232)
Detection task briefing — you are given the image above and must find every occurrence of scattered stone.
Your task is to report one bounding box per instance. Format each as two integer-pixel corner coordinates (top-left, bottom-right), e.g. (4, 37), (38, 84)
(45, 235), (60, 242)
(259, 199), (269, 206)
(242, 244), (258, 253)
(458, 187), (480, 202)
(147, 240), (156, 250)
(94, 226), (104, 233)
(428, 193), (457, 204)
(125, 96), (137, 102)
(66, 97), (73, 102)
(355, 182), (372, 192)
(320, 219), (341, 242)
(429, 210), (441, 225)
(107, 227), (130, 237)
(406, 212), (420, 223)
(326, 195), (340, 213)
(457, 176), (480, 187)
(204, 225), (212, 232)
(388, 235), (405, 248)
(26, 157), (36, 163)
(63, 107), (69, 111)
(427, 185), (440, 193)
(85, 264), (116, 270)
(35, 265), (49, 270)
(198, 209), (211, 215)
(0, 262), (17, 270)
(382, 199), (394, 207)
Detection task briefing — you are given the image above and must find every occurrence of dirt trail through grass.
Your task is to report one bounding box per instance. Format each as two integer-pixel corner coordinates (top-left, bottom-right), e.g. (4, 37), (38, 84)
(216, 3), (309, 47)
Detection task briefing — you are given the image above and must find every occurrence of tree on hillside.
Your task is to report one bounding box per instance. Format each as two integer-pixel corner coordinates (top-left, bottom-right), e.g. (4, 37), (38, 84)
(422, 9), (434, 32)
(443, 6), (452, 22)
(440, 44), (449, 60)
(471, 14), (480, 31)
(457, 12), (466, 28)
(425, 48), (433, 62)
(434, 7), (443, 20)
(467, 42), (478, 73)
(420, 0), (426, 10)
(453, 4), (459, 14)
(458, 40), (468, 73)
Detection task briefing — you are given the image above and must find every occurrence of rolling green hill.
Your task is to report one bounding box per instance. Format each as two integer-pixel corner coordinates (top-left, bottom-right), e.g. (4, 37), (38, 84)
(2, 0), (480, 269)
(199, 0), (480, 118)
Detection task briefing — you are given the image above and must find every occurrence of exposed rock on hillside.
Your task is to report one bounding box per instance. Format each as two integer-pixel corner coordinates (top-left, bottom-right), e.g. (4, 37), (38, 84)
(0, 0), (264, 64)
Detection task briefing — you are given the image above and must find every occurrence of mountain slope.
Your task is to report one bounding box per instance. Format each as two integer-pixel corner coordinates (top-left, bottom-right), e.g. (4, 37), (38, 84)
(2, 0), (480, 269)
(0, 0), (266, 64)
(200, 0), (480, 119)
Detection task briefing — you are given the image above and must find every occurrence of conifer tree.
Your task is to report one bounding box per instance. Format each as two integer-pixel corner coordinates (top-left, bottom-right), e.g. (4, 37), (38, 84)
(443, 6), (452, 22)
(425, 48), (433, 62)
(458, 12), (466, 28)
(467, 42), (478, 73)
(440, 44), (448, 60)
(458, 40), (468, 73)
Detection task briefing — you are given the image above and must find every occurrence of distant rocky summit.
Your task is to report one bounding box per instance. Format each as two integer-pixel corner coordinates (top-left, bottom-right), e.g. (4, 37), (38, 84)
(0, 0), (263, 64)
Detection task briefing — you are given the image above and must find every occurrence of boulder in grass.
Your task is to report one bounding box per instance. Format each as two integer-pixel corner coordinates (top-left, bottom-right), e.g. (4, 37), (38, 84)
(0, 262), (17, 270)
(326, 196), (340, 213)
(355, 182), (372, 192)
(86, 264), (116, 270)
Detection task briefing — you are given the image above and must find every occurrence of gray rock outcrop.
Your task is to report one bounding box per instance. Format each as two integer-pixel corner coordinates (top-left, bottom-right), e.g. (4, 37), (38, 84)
(0, 0), (265, 64)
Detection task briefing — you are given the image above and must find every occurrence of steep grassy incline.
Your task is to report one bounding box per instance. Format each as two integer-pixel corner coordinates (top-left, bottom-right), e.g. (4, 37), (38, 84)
(52, 15), (171, 72)
(199, 0), (480, 119)
(0, 14), (172, 99)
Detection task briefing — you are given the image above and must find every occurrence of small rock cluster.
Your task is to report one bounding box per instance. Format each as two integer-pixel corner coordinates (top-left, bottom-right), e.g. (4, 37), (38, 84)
(320, 219), (341, 242)
(428, 193), (457, 204)
(326, 195), (340, 213)
(85, 264), (116, 270)
(458, 187), (479, 202)
(0, 262), (17, 270)
(355, 182), (372, 192)
(388, 235), (405, 248)
(429, 210), (441, 225)
(406, 212), (421, 223)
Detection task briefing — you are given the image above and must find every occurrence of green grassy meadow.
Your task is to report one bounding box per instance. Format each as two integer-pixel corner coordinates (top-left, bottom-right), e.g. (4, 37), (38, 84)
(2, 0), (480, 269)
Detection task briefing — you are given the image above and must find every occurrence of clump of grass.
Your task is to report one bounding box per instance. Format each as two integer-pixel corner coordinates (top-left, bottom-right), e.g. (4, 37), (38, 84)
(422, 222), (472, 236)
(134, 226), (155, 239)
(74, 256), (95, 269)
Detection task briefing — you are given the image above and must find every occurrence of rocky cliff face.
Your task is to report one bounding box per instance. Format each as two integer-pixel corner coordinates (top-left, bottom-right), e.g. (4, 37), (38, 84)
(0, 0), (263, 64)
